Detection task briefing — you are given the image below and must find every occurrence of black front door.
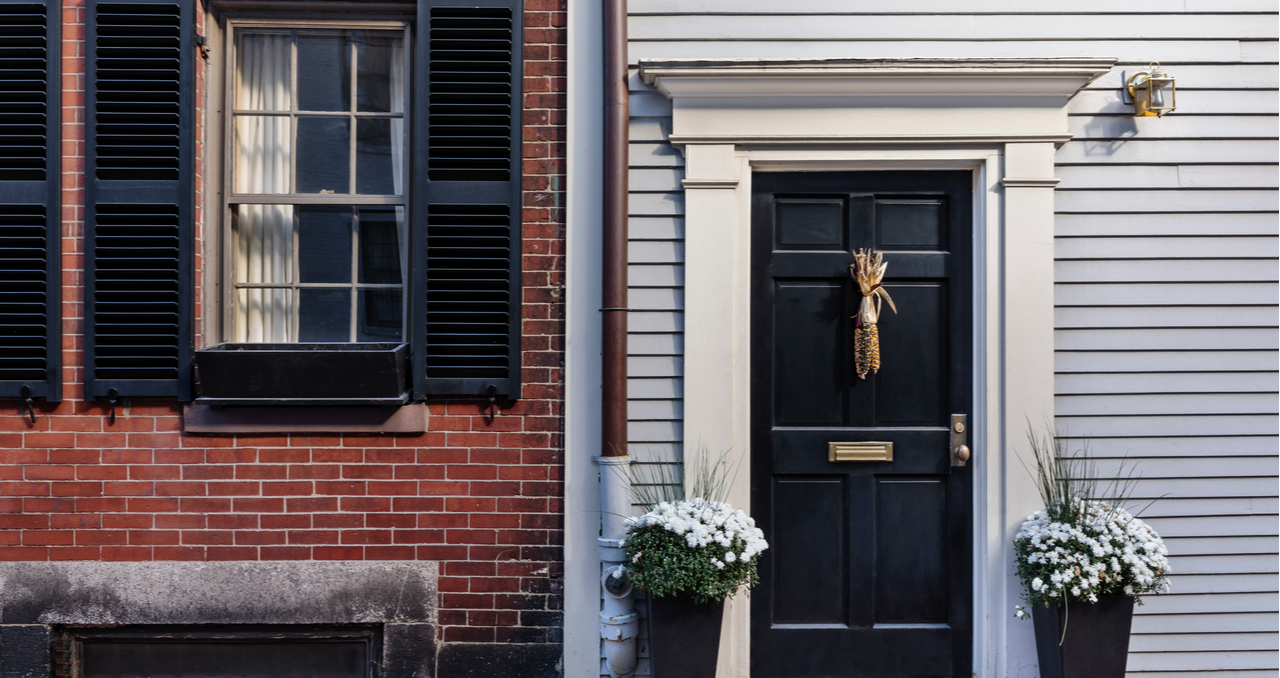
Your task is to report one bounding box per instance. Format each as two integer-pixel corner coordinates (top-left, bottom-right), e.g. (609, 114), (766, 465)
(750, 171), (973, 677)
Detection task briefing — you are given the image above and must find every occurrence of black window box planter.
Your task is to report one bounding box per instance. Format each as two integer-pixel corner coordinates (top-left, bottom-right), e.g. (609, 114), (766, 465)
(194, 343), (410, 407)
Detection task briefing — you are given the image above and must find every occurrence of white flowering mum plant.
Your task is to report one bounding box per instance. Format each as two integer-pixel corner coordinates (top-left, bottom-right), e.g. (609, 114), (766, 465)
(1012, 425), (1171, 621)
(623, 498), (768, 604)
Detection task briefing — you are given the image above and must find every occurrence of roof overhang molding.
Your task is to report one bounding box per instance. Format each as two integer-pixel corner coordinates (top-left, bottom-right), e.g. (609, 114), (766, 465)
(640, 58), (1117, 98)
(639, 57), (1117, 147)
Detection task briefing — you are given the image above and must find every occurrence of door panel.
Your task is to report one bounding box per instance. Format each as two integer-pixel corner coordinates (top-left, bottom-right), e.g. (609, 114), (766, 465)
(751, 171), (972, 677)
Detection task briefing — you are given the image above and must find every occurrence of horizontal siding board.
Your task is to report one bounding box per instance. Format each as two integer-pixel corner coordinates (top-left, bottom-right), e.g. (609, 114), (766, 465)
(1089, 455), (1280, 478)
(1055, 370), (1279, 393)
(1054, 327), (1279, 351)
(1055, 139), (1280, 164)
(628, 377), (682, 399)
(628, 311), (682, 333)
(629, 333), (683, 355)
(1068, 115), (1279, 140)
(1137, 496), (1280, 518)
(1055, 189), (1280, 213)
(630, 90), (672, 117)
(629, 264), (684, 287)
(627, 355), (683, 377)
(1055, 391), (1279, 416)
(628, 420), (682, 443)
(1057, 165), (1280, 190)
(1168, 554), (1280, 575)
(628, 14), (1278, 41)
(1127, 650), (1279, 673)
(631, 0), (1279, 13)
(1055, 259), (1278, 283)
(630, 117), (673, 141)
(1056, 351), (1279, 372)
(1137, 592), (1279, 615)
(1056, 236), (1279, 259)
(1164, 573), (1278, 595)
(1062, 437), (1279, 457)
(1111, 481), (1280, 502)
(628, 399), (683, 420)
(1055, 282), (1279, 306)
(629, 288), (683, 310)
(1086, 64), (1279, 90)
(630, 216), (685, 240)
(629, 40), (1251, 64)
(1132, 611), (1279, 634)
(1163, 536), (1279, 556)
(630, 142), (684, 167)
(1048, 414), (1277, 436)
(629, 192), (685, 216)
(1056, 212), (1279, 237)
(630, 168), (684, 192)
(1069, 90), (1280, 116)
(1055, 305), (1279, 329)
(629, 241), (685, 263)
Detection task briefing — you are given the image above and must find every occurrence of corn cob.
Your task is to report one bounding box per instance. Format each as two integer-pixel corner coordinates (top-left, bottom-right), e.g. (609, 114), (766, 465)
(850, 249), (896, 380)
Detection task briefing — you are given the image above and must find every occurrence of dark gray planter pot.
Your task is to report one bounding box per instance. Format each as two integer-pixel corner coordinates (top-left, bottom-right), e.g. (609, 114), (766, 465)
(647, 595), (724, 678)
(1031, 595), (1135, 678)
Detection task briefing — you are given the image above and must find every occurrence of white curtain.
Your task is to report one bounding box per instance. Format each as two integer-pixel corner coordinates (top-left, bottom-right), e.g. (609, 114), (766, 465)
(233, 33), (294, 342)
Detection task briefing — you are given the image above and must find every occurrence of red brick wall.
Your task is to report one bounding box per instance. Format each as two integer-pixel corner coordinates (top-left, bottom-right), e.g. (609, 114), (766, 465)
(1, 0), (567, 648)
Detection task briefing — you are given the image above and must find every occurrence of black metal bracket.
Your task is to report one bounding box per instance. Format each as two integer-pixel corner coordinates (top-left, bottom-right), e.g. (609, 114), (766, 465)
(106, 387), (119, 425)
(19, 385), (36, 424)
(483, 384), (499, 425)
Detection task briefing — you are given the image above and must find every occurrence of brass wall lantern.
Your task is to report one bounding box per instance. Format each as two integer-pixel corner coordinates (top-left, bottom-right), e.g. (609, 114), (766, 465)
(1125, 62), (1176, 117)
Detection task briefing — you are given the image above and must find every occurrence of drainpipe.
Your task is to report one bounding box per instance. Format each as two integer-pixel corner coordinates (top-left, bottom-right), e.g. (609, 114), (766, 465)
(598, 0), (637, 675)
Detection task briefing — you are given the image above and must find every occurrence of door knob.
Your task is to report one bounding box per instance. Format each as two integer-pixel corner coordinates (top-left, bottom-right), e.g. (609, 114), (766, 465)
(950, 414), (969, 468)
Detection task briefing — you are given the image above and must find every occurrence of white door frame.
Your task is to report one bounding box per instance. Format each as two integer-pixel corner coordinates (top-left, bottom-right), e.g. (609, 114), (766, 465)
(641, 58), (1115, 678)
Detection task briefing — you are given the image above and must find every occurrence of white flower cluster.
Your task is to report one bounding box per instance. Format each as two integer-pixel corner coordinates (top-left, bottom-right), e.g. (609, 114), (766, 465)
(1015, 499), (1171, 605)
(627, 498), (768, 569)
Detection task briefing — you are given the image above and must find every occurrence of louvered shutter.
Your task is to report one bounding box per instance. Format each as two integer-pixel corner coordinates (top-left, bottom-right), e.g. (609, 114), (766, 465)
(85, 0), (194, 400)
(0, 0), (60, 403)
(412, 0), (523, 399)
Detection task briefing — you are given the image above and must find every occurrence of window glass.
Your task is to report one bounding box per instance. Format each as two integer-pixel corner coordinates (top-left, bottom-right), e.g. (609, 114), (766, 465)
(229, 27), (406, 343)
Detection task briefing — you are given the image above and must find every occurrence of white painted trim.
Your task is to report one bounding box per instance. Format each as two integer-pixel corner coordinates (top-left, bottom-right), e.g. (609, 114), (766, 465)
(564, 0), (605, 675)
(652, 58), (1108, 678)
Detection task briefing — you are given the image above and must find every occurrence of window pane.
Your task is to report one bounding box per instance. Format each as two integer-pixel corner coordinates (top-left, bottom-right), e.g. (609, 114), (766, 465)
(234, 116), (291, 194)
(356, 118), (397, 195)
(235, 32), (292, 111)
(297, 34), (352, 112)
(296, 117), (350, 194)
(357, 206), (403, 284)
(299, 288), (351, 341)
(298, 206), (353, 283)
(237, 288), (294, 343)
(356, 32), (404, 113)
(358, 289), (403, 341)
(232, 205), (294, 284)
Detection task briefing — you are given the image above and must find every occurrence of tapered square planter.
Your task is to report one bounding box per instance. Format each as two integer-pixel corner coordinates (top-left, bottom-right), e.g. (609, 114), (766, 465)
(195, 343), (410, 406)
(1031, 595), (1135, 678)
(647, 595), (724, 678)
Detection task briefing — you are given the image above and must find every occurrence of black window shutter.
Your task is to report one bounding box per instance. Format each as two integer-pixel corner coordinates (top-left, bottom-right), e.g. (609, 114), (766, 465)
(85, 0), (194, 400)
(0, 0), (61, 403)
(412, 0), (524, 400)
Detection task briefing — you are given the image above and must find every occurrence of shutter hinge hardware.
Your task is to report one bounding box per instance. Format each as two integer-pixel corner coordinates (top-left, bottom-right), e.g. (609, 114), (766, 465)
(19, 385), (36, 424)
(106, 388), (119, 425)
(483, 384), (499, 425)
(194, 32), (209, 60)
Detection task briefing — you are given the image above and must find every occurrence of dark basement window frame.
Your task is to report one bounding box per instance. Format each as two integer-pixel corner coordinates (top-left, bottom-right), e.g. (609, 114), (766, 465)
(55, 625), (381, 678)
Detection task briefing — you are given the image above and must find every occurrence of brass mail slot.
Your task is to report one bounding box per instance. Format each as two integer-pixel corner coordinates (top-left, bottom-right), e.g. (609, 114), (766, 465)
(828, 441), (893, 462)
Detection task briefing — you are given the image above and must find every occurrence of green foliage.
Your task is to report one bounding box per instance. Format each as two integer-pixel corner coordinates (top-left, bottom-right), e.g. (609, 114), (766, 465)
(623, 520), (760, 605)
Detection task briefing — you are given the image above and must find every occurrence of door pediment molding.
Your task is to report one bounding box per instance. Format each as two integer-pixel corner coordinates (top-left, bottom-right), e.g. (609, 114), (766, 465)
(640, 57), (1116, 147)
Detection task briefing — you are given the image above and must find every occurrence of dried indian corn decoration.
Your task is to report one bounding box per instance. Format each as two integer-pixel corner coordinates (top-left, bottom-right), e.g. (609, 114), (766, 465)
(851, 249), (897, 379)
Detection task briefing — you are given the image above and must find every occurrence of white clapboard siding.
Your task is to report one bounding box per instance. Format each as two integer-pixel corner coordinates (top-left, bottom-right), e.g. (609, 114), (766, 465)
(620, 3), (1279, 677)
(1057, 212), (1279, 237)
(630, 0), (1279, 14)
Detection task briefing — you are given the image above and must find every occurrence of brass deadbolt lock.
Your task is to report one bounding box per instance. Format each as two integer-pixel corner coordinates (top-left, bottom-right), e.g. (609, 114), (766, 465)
(953, 422), (965, 434)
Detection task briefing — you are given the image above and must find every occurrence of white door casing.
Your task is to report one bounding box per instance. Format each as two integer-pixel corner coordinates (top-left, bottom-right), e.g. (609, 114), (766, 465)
(639, 58), (1115, 678)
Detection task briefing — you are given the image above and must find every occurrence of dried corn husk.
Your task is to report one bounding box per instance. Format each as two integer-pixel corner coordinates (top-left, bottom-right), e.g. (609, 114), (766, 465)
(850, 249), (896, 379)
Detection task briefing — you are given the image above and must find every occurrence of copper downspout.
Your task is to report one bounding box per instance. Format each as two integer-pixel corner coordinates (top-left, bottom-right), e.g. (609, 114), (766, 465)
(601, 0), (629, 459)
